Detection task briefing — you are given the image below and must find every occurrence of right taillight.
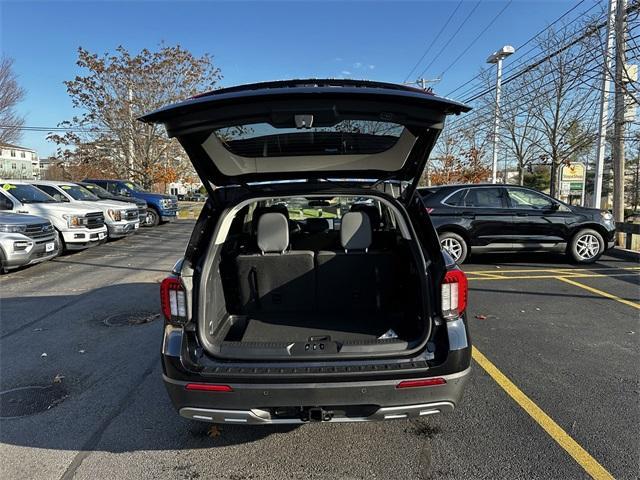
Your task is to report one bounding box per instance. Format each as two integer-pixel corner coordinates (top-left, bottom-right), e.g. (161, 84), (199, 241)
(441, 269), (467, 320)
(160, 276), (187, 324)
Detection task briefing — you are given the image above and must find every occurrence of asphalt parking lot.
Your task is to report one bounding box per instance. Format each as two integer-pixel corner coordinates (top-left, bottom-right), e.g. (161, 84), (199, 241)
(0, 220), (638, 480)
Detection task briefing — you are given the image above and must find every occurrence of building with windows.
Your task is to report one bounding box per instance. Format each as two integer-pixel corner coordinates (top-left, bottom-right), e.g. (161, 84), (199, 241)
(0, 143), (39, 179)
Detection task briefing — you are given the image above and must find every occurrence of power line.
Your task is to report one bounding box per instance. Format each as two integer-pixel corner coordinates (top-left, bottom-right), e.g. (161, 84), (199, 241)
(403, 0), (464, 83)
(444, 0), (592, 98)
(456, 1), (639, 103)
(415, 1), (482, 81)
(438, 0), (514, 79)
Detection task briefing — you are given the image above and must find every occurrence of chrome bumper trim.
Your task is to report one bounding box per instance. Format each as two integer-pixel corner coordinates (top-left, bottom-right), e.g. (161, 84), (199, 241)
(180, 401), (455, 425)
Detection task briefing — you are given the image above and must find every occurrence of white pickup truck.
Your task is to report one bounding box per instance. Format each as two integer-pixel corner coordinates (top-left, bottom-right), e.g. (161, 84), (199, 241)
(30, 180), (140, 239)
(0, 181), (108, 251)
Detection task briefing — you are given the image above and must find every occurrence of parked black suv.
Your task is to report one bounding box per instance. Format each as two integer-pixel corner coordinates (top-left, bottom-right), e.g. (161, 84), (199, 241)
(420, 184), (616, 264)
(141, 79), (472, 425)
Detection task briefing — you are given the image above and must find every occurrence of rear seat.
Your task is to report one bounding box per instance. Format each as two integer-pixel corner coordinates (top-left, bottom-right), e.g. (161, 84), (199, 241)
(316, 212), (394, 312)
(235, 212), (315, 313)
(234, 210), (396, 317)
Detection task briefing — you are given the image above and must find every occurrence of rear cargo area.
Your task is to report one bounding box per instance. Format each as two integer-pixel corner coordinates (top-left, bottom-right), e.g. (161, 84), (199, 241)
(201, 197), (428, 357)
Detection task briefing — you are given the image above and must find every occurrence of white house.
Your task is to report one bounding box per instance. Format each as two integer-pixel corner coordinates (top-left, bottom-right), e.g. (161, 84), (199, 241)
(0, 143), (39, 179)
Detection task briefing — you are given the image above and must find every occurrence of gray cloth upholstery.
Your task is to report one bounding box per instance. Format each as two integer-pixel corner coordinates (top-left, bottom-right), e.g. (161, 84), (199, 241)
(340, 211), (372, 250)
(257, 212), (289, 253)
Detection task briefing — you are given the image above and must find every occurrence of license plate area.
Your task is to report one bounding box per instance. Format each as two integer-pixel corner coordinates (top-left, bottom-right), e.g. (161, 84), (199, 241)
(45, 242), (55, 252)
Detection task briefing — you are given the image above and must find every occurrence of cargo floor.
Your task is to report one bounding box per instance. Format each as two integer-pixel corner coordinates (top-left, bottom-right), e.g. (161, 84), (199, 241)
(225, 312), (403, 343)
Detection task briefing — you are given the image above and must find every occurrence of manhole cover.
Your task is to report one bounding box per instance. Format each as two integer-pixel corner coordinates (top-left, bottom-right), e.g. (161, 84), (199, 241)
(0, 385), (68, 418)
(103, 311), (160, 327)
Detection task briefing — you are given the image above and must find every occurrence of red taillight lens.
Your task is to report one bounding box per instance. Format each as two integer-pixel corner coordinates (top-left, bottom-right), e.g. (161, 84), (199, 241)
(396, 378), (446, 389)
(160, 276), (187, 323)
(185, 383), (233, 392)
(441, 269), (468, 319)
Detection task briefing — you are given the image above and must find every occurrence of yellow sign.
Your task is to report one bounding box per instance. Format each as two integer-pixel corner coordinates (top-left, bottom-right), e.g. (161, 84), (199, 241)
(561, 163), (585, 182)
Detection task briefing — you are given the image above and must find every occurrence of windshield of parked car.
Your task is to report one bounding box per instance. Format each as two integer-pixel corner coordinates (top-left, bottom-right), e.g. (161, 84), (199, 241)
(60, 184), (100, 201)
(1, 183), (58, 203)
(123, 182), (146, 192)
(82, 183), (112, 198)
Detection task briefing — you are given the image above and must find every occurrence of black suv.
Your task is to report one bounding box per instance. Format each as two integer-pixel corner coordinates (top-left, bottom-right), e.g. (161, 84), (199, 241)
(420, 184), (616, 264)
(141, 79), (472, 425)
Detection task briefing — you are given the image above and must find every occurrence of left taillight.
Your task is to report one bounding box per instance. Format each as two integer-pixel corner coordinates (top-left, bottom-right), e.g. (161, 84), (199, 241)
(160, 276), (187, 324)
(441, 269), (467, 320)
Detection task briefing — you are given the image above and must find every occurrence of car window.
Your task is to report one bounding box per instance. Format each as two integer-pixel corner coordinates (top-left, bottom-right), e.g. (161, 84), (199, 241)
(507, 188), (554, 210)
(0, 192), (14, 210)
(35, 185), (70, 202)
(83, 183), (111, 197)
(443, 189), (467, 206)
(462, 188), (504, 208)
(60, 185), (100, 201)
(2, 183), (57, 203)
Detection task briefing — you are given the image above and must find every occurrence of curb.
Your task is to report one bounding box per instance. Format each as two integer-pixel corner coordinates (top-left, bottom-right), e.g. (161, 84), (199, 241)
(607, 247), (640, 262)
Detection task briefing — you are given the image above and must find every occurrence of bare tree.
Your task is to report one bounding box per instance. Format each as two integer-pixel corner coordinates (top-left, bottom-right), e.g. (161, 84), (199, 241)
(528, 27), (601, 196)
(0, 57), (26, 145)
(49, 44), (221, 189)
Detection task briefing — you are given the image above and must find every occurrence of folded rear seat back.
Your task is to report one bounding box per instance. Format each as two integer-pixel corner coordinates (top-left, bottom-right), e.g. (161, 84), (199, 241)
(235, 212), (315, 313)
(316, 212), (394, 313)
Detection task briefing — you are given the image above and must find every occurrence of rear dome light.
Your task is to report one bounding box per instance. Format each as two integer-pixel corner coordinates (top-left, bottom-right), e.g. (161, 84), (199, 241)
(441, 269), (468, 319)
(160, 277), (187, 324)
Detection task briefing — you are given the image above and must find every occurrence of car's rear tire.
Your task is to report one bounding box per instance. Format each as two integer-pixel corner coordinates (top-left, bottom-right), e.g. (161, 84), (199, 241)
(147, 208), (160, 227)
(439, 231), (468, 264)
(569, 228), (604, 264)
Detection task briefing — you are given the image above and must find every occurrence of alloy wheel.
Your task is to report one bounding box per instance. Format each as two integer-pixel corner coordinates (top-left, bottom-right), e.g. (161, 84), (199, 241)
(441, 238), (463, 261)
(575, 234), (600, 260)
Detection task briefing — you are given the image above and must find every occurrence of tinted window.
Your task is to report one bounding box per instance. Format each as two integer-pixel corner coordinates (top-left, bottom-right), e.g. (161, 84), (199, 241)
(507, 188), (554, 210)
(214, 120), (404, 157)
(462, 188), (504, 208)
(35, 185), (69, 202)
(443, 189), (467, 206)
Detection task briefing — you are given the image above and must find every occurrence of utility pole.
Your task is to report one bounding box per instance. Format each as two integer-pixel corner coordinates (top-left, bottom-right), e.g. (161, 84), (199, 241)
(612, 0), (627, 245)
(487, 45), (515, 184)
(592, 0), (617, 209)
(127, 86), (135, 179)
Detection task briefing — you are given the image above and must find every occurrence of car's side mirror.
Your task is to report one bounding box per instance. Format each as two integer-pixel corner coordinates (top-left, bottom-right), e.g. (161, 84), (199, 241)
(119, 188), (130, 196)
(548, 203), (560, 212)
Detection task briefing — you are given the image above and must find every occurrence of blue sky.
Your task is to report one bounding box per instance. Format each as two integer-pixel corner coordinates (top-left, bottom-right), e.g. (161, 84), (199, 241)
(1, 0), (597, 156)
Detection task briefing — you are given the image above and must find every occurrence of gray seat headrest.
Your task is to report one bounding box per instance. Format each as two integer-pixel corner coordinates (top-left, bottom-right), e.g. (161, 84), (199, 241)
(257, 212), (289, 253)
(340, 211), (372, 251)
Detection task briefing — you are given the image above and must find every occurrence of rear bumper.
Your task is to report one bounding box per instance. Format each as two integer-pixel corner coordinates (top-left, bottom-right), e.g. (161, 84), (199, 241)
(164, 367), (470, 424)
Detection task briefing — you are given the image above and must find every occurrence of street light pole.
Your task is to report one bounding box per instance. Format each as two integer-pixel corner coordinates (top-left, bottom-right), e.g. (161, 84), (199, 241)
(487, 45), (515, 184)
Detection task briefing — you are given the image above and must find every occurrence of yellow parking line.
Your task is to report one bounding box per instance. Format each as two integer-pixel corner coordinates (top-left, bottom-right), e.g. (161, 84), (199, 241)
(556, 277), (640, 310)
(467, 272), (640, 281)
(472, 347), (614, 480)
(467, 266), (640, 275)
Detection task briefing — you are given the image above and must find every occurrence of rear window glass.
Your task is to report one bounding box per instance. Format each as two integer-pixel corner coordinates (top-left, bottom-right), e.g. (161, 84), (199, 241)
(215, 121), (404, 157)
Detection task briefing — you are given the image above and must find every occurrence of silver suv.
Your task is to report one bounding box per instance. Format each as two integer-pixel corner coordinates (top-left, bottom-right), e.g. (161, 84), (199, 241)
(0, 212), (60, 272)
